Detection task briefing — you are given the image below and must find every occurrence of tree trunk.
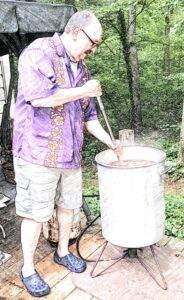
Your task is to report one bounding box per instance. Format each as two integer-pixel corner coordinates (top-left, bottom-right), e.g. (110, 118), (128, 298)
(118, 7), (142, 135)
(128, 3), (142, 134)
(118, 10), (134, 128)
(178, 99), (184, 165)
(163, 6), (171, 75)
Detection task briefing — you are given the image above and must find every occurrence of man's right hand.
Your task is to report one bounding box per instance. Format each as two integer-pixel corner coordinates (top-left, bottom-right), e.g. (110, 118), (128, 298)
(83, 80), (102, 97)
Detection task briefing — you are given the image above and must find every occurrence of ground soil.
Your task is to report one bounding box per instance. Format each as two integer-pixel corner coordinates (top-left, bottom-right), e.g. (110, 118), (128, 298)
(165, 177), (184, 197)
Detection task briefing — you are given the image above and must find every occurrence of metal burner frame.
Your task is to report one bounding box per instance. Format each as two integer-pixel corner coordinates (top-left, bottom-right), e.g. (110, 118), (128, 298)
(90, 241), (168, 290)
(76, 214), (168, 291)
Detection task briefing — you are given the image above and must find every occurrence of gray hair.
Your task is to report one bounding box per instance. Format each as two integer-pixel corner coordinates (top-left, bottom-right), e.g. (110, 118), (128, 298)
(65, 10), (96, 33)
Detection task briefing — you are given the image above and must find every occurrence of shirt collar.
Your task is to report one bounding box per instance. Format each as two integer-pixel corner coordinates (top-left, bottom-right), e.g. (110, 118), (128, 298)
(52, 32), (65, 57)
(52, 32), (83, 72)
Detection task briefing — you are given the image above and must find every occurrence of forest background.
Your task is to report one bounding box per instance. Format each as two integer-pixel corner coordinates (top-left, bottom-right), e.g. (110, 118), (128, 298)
(41, 0), (184, 164)
(3, 0), (184, 240)
(55, 0), (184, 240)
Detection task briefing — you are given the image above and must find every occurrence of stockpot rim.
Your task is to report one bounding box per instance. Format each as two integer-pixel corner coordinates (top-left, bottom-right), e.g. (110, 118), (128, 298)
(95, 145), (166, 169)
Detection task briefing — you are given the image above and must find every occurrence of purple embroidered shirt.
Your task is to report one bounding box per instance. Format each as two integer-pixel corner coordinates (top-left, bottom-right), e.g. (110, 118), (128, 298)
(13, 33), (98, 168)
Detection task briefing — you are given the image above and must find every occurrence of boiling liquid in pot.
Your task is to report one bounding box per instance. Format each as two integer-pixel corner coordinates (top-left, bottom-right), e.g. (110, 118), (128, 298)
(110, 159), (155, 167)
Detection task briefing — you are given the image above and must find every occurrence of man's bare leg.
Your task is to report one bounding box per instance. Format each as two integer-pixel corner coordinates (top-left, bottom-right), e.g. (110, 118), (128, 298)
(55, 207), (86, 272)
(21, 218), (42, 277)
(56, 207), (73, 257)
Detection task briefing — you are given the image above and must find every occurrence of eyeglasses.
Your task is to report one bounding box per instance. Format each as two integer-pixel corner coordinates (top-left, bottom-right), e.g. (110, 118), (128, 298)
(80, 28), (98, 49)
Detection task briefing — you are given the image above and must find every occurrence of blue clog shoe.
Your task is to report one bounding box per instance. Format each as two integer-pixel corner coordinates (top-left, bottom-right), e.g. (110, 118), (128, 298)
(19, 266), (50, 297)
(53, 251), (86, 273)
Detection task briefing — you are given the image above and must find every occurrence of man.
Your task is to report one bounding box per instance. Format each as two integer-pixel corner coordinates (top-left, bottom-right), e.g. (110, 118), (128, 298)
(13, 10), (120, 297)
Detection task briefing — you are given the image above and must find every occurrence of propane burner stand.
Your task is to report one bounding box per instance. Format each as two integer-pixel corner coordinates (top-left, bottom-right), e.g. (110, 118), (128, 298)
(76, 216), (168, 291)
(90, 241), (168, 290)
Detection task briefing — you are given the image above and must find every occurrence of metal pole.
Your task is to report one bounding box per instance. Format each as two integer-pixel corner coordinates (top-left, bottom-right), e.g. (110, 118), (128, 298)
(96, 96), (116, 145)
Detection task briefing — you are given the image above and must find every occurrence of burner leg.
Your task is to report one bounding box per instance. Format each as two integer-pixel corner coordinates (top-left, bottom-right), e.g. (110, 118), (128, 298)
(137, 245), (168, 290)
(150, 245), (168, 290)
(128, 248), (137, 258)
(90, 241), (126, 278)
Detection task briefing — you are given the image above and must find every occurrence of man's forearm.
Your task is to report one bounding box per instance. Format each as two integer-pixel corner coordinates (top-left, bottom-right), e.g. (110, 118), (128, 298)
(31, 86), (85, 107)
(86, 119), (122, 158)
(85, 119), (113, 148)
(30, 79), (102, 108)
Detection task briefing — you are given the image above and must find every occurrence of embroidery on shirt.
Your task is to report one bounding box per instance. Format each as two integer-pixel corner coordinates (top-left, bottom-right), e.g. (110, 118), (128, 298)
(52, 127), (62, 136)
(44, 39), (91, 168)
(44, 39), (66, 168)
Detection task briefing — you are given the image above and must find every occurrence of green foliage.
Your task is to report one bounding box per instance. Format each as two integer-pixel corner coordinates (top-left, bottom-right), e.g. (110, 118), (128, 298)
(82, 190), (100, 216)
(82, 166), (100, 216)
(165, 193), (184, 240)
(23, 1), (184, 165)
(163, 140), (179, 159)
(137, 127), (184, 182)
(82, 126), (108, 164)
(166, 162), (184, 181)
(78, 0), (183, 164)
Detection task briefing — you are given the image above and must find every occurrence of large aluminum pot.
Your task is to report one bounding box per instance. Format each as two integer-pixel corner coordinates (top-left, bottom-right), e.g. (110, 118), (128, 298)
(95, 145), (166, 248)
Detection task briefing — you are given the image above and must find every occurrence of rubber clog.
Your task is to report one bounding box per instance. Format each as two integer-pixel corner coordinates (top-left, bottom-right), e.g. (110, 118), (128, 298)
(19, 266), (50, 297)
(53, 251), (86, 273)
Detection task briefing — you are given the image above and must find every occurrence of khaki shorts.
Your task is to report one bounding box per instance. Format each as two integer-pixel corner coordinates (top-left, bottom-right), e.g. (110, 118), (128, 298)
(14, 157), (82, 222)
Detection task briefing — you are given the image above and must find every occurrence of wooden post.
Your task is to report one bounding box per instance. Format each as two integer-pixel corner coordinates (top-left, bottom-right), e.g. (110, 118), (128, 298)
(119, 129), (134, 146)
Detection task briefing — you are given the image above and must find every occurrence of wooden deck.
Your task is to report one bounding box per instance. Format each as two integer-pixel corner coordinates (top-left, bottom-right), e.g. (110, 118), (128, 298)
(1, 203), (184, 300)
(0, 204), (103, 299)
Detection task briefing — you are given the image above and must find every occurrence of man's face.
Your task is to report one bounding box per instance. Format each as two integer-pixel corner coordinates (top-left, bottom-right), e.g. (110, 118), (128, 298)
(71, 22), (102, 61)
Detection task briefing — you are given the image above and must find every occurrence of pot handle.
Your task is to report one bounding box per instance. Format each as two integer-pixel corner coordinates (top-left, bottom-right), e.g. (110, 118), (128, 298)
(92, 161), (97, 167)
(160, 165), (172, 176)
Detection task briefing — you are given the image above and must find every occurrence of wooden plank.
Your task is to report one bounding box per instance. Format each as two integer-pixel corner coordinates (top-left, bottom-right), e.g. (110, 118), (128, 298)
(13, 231), (103, 299)
(14, 273), (76, 300)
(45, 273), (75, 300)
(167, 237), (184, 253)
(0, 250), (23, 287)
(64, 288), (93, 300)
(0, 282), (23, 299)
(1, 216), (103, 299)
(0, 232), (53, 276)
(76, 231), (105, 260)
(0, 236), (53, 288)
(157, 235), (171, 247)
(0, 261), (25, 297)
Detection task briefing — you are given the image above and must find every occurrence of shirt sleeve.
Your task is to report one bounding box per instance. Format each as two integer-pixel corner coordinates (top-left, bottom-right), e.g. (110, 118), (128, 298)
(84, 97), (98, 122)
(18, 48), (60, 102)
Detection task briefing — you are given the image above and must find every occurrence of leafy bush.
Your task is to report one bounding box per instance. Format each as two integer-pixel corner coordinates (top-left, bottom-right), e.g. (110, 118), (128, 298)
(163, 140), (179, 160)
(165, 194), (184, 240)
(82, 169), (100, 216)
